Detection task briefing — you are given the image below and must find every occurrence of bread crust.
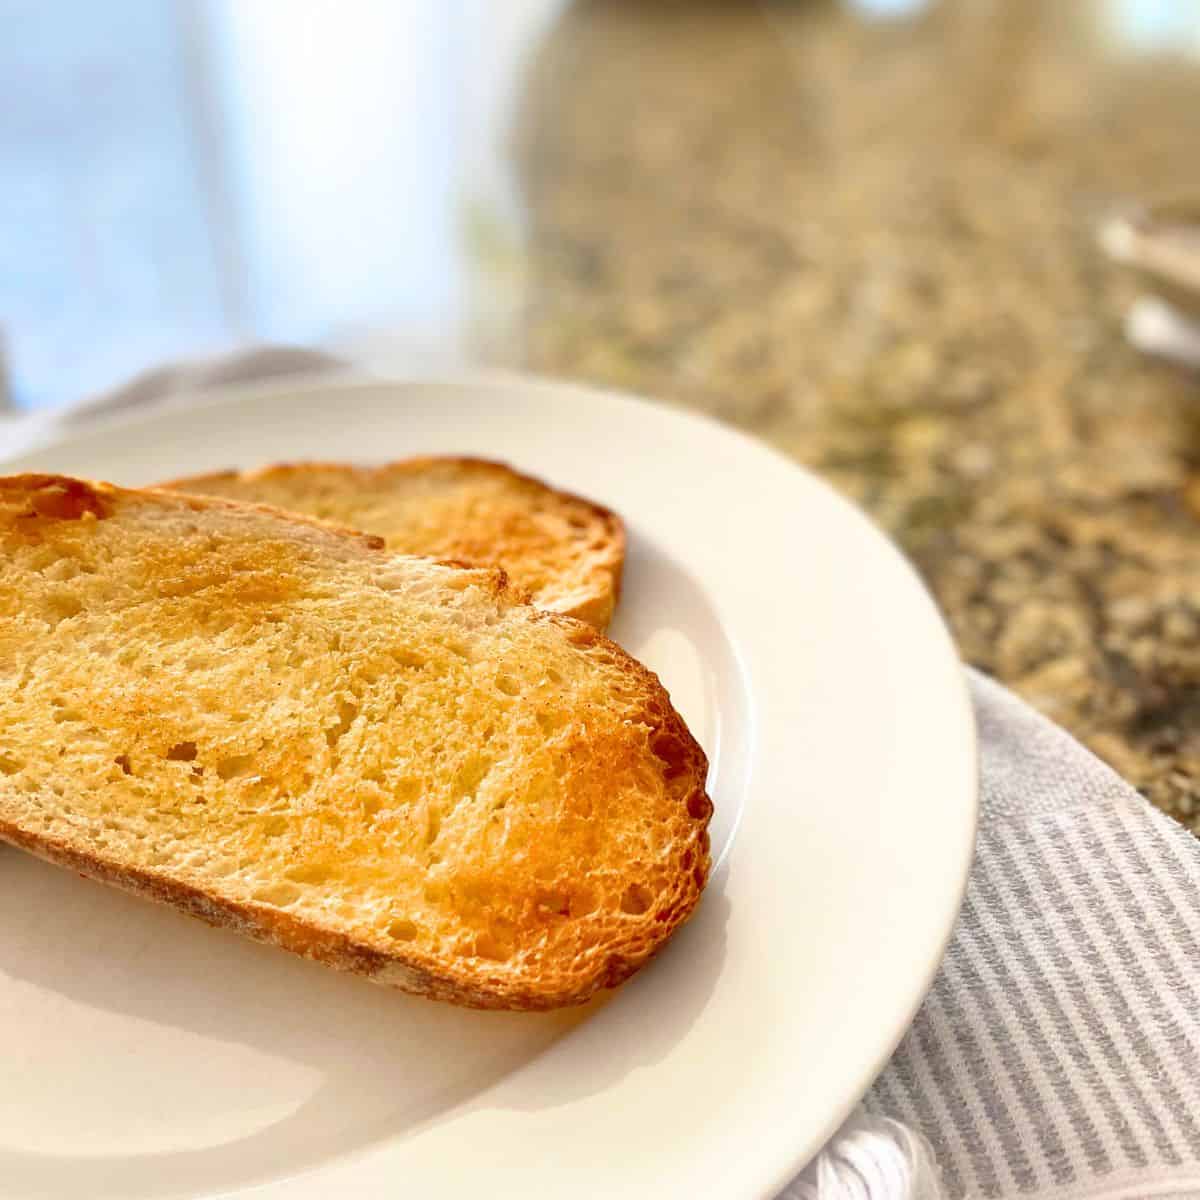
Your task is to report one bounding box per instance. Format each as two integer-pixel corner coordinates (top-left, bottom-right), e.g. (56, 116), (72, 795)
(162, 457), (626, 630)
(0, 474), (708, 1011)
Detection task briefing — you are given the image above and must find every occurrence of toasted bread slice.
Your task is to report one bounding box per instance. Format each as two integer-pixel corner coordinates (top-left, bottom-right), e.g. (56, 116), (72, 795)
(0, 475), (709, 1010)
(162, 459), (624, 630)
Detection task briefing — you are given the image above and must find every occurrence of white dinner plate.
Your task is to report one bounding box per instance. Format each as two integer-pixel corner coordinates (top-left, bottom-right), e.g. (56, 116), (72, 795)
(0, 375), (976, 1199)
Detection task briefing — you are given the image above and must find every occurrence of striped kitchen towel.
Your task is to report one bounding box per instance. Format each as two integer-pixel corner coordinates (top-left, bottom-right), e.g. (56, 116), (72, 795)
(786, 670), (1200, 1200)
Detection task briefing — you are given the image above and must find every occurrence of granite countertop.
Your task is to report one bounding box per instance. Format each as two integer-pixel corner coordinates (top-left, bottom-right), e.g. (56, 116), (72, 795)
(503, 0), (1200, 826)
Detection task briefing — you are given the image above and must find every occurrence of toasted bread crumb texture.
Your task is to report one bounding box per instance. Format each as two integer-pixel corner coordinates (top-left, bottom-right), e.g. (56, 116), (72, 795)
(0, 475), (708, 1009)
(164, 459), (624, 629)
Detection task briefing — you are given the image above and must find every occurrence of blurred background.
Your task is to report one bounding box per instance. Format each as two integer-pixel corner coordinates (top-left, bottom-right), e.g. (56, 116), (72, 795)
(0, 0), (555, 407)
(5, 0), (1200, 824)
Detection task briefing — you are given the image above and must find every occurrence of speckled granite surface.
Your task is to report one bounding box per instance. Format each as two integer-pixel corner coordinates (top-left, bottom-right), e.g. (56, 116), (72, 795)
(505, 0), (1200, 825)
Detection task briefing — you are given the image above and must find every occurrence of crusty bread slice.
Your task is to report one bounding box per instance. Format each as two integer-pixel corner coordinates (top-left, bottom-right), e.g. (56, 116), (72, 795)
(162, 458), (625, 630)
(0, 475), (710, 1010)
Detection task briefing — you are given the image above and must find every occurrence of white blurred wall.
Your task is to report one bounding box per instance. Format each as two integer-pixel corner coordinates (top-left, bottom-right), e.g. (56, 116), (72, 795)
(200, 0), (463, 347)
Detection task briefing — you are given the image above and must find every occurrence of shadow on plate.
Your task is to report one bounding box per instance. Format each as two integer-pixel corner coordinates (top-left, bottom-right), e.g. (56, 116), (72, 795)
(0, 855), (729, 1199)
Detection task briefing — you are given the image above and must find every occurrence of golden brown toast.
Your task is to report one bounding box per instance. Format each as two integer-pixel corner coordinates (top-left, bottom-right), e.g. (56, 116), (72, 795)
(162, 458), (624, 630)
(0, 475), (709, 1010)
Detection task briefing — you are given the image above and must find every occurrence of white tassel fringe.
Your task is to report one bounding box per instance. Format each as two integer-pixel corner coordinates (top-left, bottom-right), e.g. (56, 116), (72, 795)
(781, 1109), (945, 1200)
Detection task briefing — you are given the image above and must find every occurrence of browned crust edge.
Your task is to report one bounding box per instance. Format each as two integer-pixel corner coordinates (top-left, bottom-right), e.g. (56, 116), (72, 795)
(161, 457), (627, 629)
(0, 473), (707, 1011)
(0, 472), (389, 554)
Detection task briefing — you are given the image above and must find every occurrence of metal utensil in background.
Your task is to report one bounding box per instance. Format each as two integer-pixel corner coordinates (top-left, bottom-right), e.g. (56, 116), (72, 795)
(1102, 197), (1200, 368)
